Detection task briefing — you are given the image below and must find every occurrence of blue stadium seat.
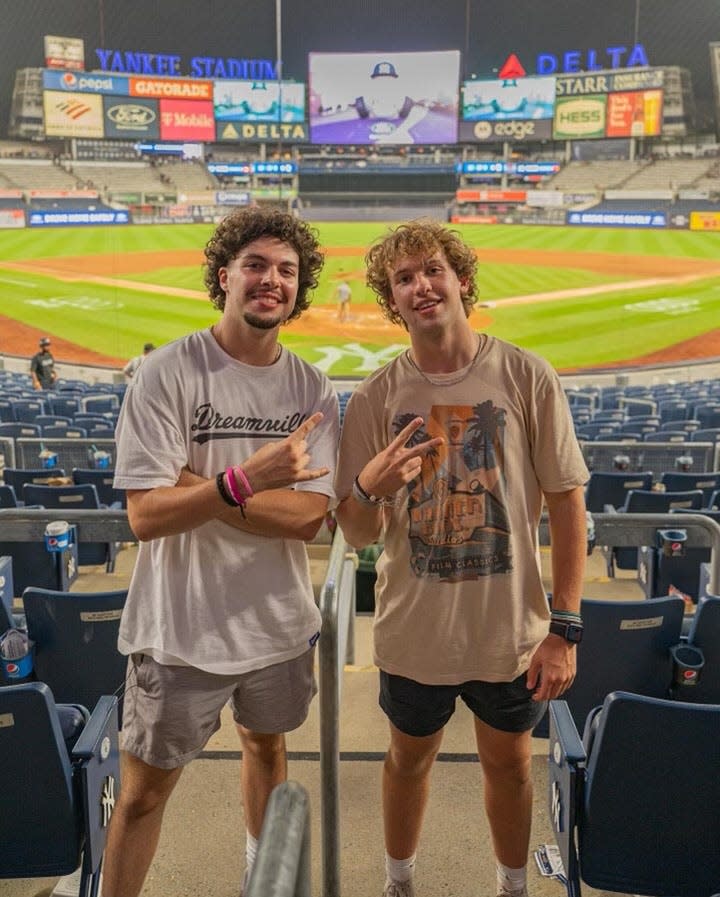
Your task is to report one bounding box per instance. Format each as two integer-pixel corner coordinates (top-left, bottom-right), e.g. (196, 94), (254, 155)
(22, 483), (120, 571)
(0, 421), (41, 438)
(533, 596), (684, 737)
(22, 586), (128, 714)
(584, 470), (653, 514)
(681, 595), (720, 704)
(0, 682), (120, 895)
(549, 692), (720, 897)
(73, 467), (126, 508)
(2, 467), (66, 494)
(607, 488), (704, 574)
(659, 470), (720, 504)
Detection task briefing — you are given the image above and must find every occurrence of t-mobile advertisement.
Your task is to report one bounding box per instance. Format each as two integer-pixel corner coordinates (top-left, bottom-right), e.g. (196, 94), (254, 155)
(159, 99), (215, 140)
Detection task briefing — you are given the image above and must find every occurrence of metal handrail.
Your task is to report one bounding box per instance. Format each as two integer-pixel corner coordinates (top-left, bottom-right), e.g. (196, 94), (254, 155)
(318, 528), (356, 897)
(246, 781), (311, 897)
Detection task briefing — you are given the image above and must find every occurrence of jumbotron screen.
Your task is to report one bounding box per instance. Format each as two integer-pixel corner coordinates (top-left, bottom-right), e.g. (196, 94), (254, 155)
(213, 80), (305, 123)
(461, 76), (556, 121)
(308, 50), (460, 145)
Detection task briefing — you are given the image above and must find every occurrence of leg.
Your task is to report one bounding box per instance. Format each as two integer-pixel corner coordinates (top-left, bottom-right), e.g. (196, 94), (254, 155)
(383, 721), (444, 861)
(473, 716), (533, 868)
(237, 724), (288, 838)
(102, 751), (184, 897)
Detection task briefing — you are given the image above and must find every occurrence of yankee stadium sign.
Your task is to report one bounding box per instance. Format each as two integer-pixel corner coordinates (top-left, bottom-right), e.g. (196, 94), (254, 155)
(95, 48), (277, 79)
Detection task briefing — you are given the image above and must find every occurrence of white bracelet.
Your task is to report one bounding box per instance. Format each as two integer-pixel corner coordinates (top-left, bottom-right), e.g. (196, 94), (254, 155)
(352, 476), (385, 507)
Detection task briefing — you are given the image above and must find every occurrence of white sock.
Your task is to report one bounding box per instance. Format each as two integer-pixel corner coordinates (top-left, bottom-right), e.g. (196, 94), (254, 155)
(246, 831), (258, 873)
(385, 851), (416, 883)
(496, 861), (527, 894)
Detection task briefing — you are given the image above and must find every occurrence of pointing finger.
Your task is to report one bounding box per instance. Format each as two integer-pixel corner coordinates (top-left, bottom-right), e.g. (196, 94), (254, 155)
(387, 417), (426, 451)
(405, 435), (445, 458)
(288, 411), (324, 441)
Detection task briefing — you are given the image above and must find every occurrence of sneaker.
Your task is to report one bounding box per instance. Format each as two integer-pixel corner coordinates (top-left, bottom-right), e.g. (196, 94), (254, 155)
(383, 879), (416, 897)
(496, 887), (528, 897)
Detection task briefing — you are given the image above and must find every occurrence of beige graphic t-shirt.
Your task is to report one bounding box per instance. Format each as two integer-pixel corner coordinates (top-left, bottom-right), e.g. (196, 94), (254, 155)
(336, 336), (589, 685)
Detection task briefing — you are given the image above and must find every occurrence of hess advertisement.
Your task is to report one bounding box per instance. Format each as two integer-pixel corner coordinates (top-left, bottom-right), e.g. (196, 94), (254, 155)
(553, 95), (606, 139)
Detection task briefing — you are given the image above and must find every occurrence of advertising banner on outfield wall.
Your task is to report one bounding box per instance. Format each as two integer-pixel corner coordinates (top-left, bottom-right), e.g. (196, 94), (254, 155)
(29, 209), (130, 226)
(103, 96), (159, 139)
(458, 119), (552, 143)
(690, 211), (720, 231)
(43, 90), (104, 138)
(159, 99), (215, 140)
(567, 210), (667, 227)
(553, 95), (606, 139)
(0, 210), (26, 228)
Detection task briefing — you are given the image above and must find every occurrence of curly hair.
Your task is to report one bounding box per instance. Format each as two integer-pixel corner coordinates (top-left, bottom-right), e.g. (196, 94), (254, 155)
(365, 219), (479, 328)
(203, 206), (324, 322)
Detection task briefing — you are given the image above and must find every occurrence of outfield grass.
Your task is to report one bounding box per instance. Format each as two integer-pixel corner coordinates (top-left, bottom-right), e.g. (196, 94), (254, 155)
(1, 222), (719, 374)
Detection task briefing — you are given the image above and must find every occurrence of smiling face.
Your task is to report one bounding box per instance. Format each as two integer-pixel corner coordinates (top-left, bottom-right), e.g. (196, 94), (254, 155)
(218, 236), (300, 332)
(386, 247), (470, 336)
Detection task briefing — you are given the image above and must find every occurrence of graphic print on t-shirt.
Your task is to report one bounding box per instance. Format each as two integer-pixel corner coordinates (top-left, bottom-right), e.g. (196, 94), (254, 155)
(395, 402), (511, 582)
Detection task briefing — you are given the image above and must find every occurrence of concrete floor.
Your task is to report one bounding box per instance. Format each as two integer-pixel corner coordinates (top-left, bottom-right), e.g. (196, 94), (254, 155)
(3, 545), (643, 897)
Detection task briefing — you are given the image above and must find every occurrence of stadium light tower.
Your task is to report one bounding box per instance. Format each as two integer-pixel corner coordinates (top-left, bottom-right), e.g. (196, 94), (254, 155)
(276, 0), (283, 204)
(633, 0), (641, 45)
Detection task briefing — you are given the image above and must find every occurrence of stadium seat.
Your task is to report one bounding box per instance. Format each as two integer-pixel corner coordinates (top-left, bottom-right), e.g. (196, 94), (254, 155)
(2, 467), (67, 494)
(0, 682), (120, 896)
(22, 483), (120, 571)
(43, 424), (88, 438)
(548, 692), (720, 897)
(34, 414), (72, 429)
(47, 395), (80, 417)
(583, 470), (653, 514)
(533, 596), (684, 737)
(10, 398), (45, 422)
(22, 586), (128, 714)
(679, 595), (720, 704)
(73, 467), (126, 508)
(659, 470), (720, 504)
(0, 484), (21, 508)
(0, 421), (41, 439)
(80, 394), (120, 415)
(606, 488), (704, 574)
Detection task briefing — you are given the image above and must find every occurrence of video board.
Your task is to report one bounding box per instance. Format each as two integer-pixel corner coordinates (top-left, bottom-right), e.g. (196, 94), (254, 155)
(213, 80), (305, 122)
(308, 50), (460, 145)
(461, 76), (556, 121)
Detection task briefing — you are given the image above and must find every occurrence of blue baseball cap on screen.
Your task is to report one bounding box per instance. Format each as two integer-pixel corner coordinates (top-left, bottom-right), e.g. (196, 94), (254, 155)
(371, 62), (398, 78)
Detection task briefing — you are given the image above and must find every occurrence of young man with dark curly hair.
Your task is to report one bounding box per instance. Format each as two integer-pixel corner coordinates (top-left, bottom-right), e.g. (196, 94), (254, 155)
(105, 206), (339, 897)
(335, 220), (588, 897)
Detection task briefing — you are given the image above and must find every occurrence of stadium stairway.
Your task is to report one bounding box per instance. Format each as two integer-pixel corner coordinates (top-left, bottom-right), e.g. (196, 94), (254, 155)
(4, 546), (638, 897)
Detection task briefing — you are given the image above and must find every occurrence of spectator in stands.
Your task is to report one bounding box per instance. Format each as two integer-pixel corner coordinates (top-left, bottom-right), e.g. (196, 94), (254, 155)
(104, 207), (339, 897)
(333, 274), (353, 322)
(334, 220), (588, 897)
(30, 336), (56, 390)
(122, 342), (155, 380)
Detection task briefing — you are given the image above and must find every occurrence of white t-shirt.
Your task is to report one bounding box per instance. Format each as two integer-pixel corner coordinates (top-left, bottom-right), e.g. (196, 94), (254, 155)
(114, 328), (339, 674)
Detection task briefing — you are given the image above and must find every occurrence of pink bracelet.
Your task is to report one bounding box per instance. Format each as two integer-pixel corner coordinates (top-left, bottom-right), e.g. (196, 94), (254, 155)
(233, 465), (254, 499)
(224, 467), (246, 506)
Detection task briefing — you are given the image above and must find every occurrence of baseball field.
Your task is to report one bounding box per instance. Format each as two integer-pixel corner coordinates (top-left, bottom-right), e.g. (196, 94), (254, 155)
(1, 221), (720, 376)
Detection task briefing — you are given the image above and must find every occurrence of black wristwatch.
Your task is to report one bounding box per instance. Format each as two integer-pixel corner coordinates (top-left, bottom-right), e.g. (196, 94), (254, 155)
(549, 620), (584, 643)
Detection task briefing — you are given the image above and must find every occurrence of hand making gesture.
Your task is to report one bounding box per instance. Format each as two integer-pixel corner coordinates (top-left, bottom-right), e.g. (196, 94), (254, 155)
(356, 416), (444, 502)
(240, 411), (329, 493)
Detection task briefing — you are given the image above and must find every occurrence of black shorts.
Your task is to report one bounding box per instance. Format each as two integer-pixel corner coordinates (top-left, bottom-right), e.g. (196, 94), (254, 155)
(379, 670), (547, 737)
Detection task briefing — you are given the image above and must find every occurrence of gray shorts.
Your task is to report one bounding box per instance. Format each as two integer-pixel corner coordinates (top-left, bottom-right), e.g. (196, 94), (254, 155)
(121, 649), (317, 769)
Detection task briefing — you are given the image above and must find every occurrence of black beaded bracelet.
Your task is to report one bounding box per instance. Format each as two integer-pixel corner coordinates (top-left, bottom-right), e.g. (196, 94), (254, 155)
(216, 471), (240, 507)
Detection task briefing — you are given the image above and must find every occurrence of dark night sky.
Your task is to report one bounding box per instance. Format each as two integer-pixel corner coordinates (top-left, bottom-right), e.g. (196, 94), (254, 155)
(1, 0), (719, 136)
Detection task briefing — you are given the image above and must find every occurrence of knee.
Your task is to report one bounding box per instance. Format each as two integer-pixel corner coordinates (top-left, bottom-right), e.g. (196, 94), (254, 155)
(481, 750), (532, 785)
(386, 741), (439, 779)
(238, 728), (286, 762)
(115, 777), (177, 820)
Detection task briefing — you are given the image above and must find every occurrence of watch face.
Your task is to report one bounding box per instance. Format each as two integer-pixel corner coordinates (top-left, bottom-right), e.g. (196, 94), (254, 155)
(550, 620), (583, 643)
